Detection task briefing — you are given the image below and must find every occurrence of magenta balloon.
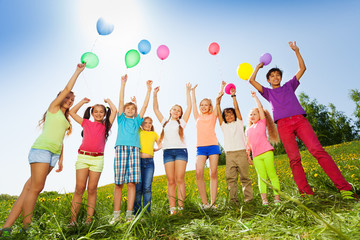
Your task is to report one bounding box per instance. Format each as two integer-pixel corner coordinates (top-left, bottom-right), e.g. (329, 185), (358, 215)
(260, 53), (272, 66)
(157, 45), (170, 60)
(225, 83), (236, 95)
(209, 42), (220, 55)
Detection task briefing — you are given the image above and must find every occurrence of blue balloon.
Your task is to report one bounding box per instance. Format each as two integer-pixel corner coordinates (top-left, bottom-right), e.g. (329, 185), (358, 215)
(138, 39), (151, 55)
(96, 17), (114, 36)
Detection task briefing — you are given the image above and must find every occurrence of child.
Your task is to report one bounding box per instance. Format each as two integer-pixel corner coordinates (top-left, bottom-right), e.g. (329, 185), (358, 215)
(134, 116), (161, 214)
(216, 82), (253, 204)
(246, 91), (281, 206)
(153, 83), (192, 215)
(249, 41), (357, 200)
(68, 97), (117, 225)
(0, 63), (85, 236)
(111, 75), (152, 223)
(191, 84), (221, 209)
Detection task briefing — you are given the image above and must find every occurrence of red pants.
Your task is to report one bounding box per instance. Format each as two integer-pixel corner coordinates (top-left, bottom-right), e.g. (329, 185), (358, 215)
(277, 115), (352, 194)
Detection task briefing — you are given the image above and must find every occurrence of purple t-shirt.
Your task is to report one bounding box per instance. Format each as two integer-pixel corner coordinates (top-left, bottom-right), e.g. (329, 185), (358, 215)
(260, 76), (306, 122)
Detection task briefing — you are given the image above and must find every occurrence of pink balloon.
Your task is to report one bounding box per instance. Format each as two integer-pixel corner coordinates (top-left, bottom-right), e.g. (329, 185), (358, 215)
(225, 83), (236, 95)
(157, 45), (170, 60)
(209, 42), (220, 55)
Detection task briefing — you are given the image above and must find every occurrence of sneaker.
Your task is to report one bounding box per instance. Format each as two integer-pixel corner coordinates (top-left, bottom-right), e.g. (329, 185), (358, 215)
(109, 216), (121, 224)
(170, 207), (177, 215)
(274, 200), (281, 206)
(262, 200), (269, 207)
(210, 204), (218, 209)
(66, 222), (77, 228)
(340, 190), (359, 201)
(125, 214), (135, 222)
(201, 204), (210, 210)
(0, 228), (12, 237)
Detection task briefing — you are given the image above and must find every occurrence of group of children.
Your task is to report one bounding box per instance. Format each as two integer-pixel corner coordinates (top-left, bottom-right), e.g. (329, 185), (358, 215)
(0, 41), (358, 236)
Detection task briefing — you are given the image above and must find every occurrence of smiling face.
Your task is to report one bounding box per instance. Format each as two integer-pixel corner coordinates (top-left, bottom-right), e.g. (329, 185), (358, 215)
(224, 109), (236, 123)
(61, 92), (75, 110)
(170, 105), (183, 120)
(249, 108), (260, 124)
(266, 69), (282, 88)
(92, 105), (106, 123)
(142, 117), (153, 131)
(199, 99), (212, 114)
(124, 104), (136, 118)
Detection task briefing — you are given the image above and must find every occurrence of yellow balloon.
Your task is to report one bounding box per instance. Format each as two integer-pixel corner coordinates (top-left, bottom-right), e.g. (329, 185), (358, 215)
(237, 63), (253, 80)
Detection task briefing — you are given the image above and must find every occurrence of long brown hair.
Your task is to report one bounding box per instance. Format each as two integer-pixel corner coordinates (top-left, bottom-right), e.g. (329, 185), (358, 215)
(38, 91), (73, 136)
(159, 105), (184, 143)
(141, 116), (155, 131)
(248, 108), (279, 145)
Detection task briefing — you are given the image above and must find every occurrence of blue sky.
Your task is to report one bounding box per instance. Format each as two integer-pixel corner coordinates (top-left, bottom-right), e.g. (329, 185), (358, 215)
(1, 0), (359, 195)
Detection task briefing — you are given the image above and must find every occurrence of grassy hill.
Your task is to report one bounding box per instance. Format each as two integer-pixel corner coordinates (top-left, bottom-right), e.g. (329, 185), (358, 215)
(1, 141), (360, 239)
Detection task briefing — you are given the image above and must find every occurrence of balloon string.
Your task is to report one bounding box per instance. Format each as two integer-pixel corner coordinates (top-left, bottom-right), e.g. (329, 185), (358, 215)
(81, 74), (95, 99)
(90, 36), (99, 52)
(215, 55), (223, 81)
(159, 61), (164, 86)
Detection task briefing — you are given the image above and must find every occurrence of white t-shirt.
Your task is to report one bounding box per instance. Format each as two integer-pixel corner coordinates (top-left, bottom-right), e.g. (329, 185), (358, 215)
(161, 118), (187, 149)
(220, 118), (246, 152)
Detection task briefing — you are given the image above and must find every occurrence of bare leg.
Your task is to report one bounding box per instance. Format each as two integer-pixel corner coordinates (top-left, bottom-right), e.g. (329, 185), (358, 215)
(164, 162), (176, 208)
(22, 163), (52, 227)
(174, 160), (187, 208)
(85, 170), (101, 222)
(70, 168), (89, 223)
(208, 154), (219, 205)
(126, 183), (136, 211)
(196, 155), (208, 205)
(114, 184), (124, 212)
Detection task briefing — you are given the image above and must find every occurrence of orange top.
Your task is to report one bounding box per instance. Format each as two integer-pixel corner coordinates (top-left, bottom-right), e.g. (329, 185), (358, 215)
(195, 112), (218, 147)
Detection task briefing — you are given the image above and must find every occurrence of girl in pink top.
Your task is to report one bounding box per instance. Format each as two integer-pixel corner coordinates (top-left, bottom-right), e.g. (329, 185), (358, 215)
(191, 84), (221, 209)
(246, 91), (281, 206)
(68, 98), (117, 225)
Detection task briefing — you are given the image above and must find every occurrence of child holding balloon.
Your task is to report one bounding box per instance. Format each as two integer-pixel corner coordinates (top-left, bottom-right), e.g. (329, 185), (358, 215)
(192, 84), (221, 209)
(111, 75), (152, 223)
(216, 81), (253, 204)
(249, 41), (357, 200)
(246, 91), (281, 206)
(0, 63), (85, 236)
(153, 83), (192, 215)
(68, 98), (117, 225)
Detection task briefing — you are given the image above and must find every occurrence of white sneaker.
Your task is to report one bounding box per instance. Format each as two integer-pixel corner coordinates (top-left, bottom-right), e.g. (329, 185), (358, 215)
(109, 216), (121, 224)
(201, 204), (210, 209)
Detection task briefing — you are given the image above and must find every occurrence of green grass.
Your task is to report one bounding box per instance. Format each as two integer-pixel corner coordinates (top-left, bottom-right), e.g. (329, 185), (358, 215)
(1, 141), (360, 239)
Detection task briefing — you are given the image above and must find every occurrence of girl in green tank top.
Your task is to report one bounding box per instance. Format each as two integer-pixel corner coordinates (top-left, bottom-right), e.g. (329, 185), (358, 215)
(0, 63), (86, 233)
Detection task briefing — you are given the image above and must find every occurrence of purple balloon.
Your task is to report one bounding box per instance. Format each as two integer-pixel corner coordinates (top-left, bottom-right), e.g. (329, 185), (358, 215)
(260, 53), (272, 66)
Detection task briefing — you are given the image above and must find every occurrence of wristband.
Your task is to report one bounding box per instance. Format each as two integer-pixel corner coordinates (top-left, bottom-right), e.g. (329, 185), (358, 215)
(231, 95), (236, 97)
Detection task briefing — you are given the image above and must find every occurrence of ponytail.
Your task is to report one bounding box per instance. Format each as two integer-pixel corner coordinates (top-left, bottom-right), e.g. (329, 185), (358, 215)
(81, 106), (92, 137)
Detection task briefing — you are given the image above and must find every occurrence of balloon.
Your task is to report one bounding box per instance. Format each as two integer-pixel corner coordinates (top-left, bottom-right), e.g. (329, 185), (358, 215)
(81, 52), (99, 69)
(125, 49), (140, 68)
(138, 39), (151, 55)
(225, 83), (236, 95)
(237, 63), (253, 80)
(209, 42), (220, 55)
(96, 17), (114, 36)
(259, 53), (272, 66)
(157, 45), (170, 60)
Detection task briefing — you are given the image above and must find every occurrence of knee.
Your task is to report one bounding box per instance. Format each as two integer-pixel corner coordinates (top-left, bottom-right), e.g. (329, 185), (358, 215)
(196, 170), (204, 180)
(175, 176), (184, 185)
(168, 179), (176, 187)
(75, 184), (86, 195)
(210, 170), (218, 180)
(87, 186), (98, 196)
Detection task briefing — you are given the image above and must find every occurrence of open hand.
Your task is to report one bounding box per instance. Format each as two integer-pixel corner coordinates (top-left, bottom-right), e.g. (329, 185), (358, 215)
(121, 74), (128, 83)
(186, 82), (192, 91)
(154, 86), (160, 94)
(250, 91), (256, 97)
(191, 84), (198, 91)
(289, 41), (299, 52)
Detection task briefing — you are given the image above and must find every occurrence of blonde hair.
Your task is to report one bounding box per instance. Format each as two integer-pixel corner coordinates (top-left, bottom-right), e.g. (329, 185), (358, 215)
(124, 102), (138, 117)
(141, 116), (155, 131)
(248, 108), (280, 145)
(158, 105), (184, 143)
(199, 98), (213, 114)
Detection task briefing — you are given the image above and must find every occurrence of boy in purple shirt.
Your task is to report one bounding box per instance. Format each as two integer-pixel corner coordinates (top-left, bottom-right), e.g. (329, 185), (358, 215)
(249, 41), (357, 200)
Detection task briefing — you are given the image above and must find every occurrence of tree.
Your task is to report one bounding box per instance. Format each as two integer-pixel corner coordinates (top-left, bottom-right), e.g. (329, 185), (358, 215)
(218, 143), (226, 166)
(349, 89), (360, 133)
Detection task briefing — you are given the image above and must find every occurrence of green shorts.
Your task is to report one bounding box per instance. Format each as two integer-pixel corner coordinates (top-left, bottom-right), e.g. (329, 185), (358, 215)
(75, 154), (104, 172)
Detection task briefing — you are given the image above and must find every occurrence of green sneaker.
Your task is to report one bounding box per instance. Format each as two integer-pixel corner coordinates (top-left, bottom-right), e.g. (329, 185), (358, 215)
(0, 228), (12, 237)
(340, 190), (359, 201)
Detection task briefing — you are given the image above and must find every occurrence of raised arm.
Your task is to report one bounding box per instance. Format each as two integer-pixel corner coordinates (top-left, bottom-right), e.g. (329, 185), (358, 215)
(139, 80), (153, 119)
(289, 41), (306, 81)
(216, 91), (224, 125)
(49, 63), (86, 113)
(153, 87), (164, 123)
(191, 84), (199, 119)
(182, 83), (192, 122)
(230, 88), (242, 120)
(248, 63), (264, 93)
(251, 91), (265, 120)
(69, 97), (90, 125)
(118, 74), (127, 116)
(104, 98), (117, 125)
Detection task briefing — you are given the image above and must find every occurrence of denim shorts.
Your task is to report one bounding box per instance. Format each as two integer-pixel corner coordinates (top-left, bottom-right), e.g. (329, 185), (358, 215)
(197, 145), (221, 157)
(28, 148), (60, 167)
(163, 148), (188, 164)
